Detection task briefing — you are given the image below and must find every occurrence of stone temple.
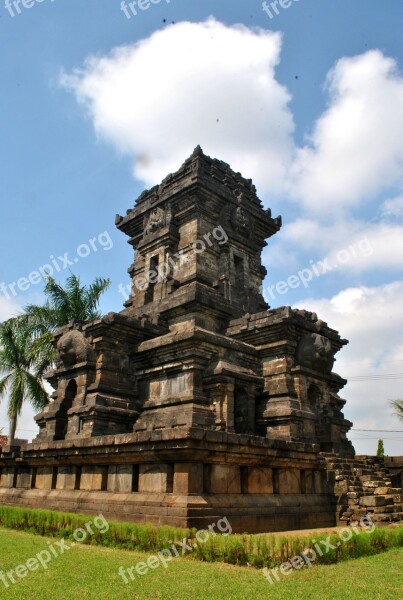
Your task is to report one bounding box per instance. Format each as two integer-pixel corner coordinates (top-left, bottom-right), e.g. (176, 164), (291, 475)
(0, 148), (402, 532)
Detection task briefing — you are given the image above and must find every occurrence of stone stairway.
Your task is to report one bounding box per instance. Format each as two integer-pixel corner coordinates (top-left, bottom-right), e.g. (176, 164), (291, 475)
(322, 454), (403, 526)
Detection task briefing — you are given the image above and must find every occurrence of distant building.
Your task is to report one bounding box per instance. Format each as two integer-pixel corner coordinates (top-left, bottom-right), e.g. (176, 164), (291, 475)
(0, 435), (27, 448)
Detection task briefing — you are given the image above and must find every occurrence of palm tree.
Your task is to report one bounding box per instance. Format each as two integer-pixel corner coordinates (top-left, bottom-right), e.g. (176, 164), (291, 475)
(0, 274), (110, 443)
(0, 318), (50, 444)
(390, 399), (403, 422)
(25, 274), (111, 331)
(24, 273), (110, 373)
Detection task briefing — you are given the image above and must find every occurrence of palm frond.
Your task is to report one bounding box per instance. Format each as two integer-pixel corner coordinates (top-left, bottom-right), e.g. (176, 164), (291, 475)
(390, 399), (403, 420)
(0, 374), (11, 399)
(24, 304), (60, 333)
(0, 319), (23, 370)
(31, 332), (56, 377)
(43, 276), (72, 324)
(84, 277), (110, 320)
(65, 274), (83, 321)
(25, 372), (49, 411)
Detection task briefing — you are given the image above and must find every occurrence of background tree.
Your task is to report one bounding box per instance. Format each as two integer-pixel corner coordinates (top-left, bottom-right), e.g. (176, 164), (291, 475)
(390, 399), (403, 422)
(25, 274), (111, 330)
(376, 439), (385, 458)
(0, 318), (50, 444)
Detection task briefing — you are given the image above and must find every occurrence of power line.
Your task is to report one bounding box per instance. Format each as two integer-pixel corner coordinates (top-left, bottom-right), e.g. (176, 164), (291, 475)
(350, 438), (403, 441)
(352, 428), (403, 432)
(340, 360), (403, 367)
(347, 373), (403, 381)
(12, 429), (38, 434)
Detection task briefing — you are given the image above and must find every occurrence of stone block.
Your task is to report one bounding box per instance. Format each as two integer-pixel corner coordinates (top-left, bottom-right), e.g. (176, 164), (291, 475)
(210, 465), (241, 494)
(80, 466), (107, 491)
(314, 470), (325, 493)
(35, 467), (54, 490)
(247, 467), (273, 494)
(359, 495), (388, 507)
(376, 487), (400, 495)
(139, 464), (173, 493)
(0, 468), (15, 488)
(16, 468), (32, 489)
(335, 481), (348, 494)
(303, 470), (316, 494)
(362, 480), (384, 487)
(278, 468), (301, 494)
(173, 463), (203, 494)
(373, 505), (395, 513)
(108, 465), (134, 493)
(370, 514), (392, 523)
(56, 466), (77, 490)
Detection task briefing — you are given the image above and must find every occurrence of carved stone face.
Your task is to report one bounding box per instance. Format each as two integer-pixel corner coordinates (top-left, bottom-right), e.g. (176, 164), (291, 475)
(145, 207), (165, 234)
(57, 331), (93, 367)
(235, 206), (249, 229)
(297, 333), (334, 373)
(150, 208), (160, 222)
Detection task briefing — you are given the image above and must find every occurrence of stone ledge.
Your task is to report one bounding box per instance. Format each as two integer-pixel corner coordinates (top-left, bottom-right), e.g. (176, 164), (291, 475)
(1, 428), (321, 465)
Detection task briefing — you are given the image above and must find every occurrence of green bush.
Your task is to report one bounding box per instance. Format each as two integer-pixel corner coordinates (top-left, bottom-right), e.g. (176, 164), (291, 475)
(376, 439), (385, 457)
(0, 505), (402, 570)
(0, 505), (191, 552)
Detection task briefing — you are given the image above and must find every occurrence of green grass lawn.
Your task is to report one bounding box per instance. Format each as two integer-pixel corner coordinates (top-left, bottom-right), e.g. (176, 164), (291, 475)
(0, 528), (402, 600)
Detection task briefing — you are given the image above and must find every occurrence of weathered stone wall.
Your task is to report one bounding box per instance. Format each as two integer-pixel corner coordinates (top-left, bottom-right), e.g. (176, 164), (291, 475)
(324, 455), (402, 525)
(0, 429), (336, 533)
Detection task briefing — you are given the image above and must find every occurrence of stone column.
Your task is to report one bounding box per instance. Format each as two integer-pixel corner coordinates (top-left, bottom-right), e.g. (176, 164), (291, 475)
(210, 381), (235, 432)
(247, 384), (256, 434)
(211, 384), (226, 430)
(224, 382), (235, 432)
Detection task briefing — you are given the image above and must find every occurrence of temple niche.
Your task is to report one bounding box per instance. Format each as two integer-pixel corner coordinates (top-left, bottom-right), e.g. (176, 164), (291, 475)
(1, 147), (401, 533)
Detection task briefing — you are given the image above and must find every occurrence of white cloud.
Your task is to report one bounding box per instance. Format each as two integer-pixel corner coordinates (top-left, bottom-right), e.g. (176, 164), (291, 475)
(297, 282), (403, 455)
(61, 18), (294, 193)
(269, 217), (403, 274)
(290, 51), (403, 213)
(63, 23), (403, 220)
(381, 194), (403, 221)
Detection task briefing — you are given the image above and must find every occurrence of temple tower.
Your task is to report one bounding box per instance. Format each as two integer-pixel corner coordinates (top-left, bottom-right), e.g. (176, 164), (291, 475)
(116, 145), (281, 332)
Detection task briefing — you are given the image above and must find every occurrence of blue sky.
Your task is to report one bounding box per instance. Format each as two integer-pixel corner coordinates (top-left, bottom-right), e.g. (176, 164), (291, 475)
(1, 0), (403, 453)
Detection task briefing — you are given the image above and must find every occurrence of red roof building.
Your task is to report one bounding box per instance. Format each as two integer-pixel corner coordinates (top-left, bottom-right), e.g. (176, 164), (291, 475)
(0, 435), (28, 448)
